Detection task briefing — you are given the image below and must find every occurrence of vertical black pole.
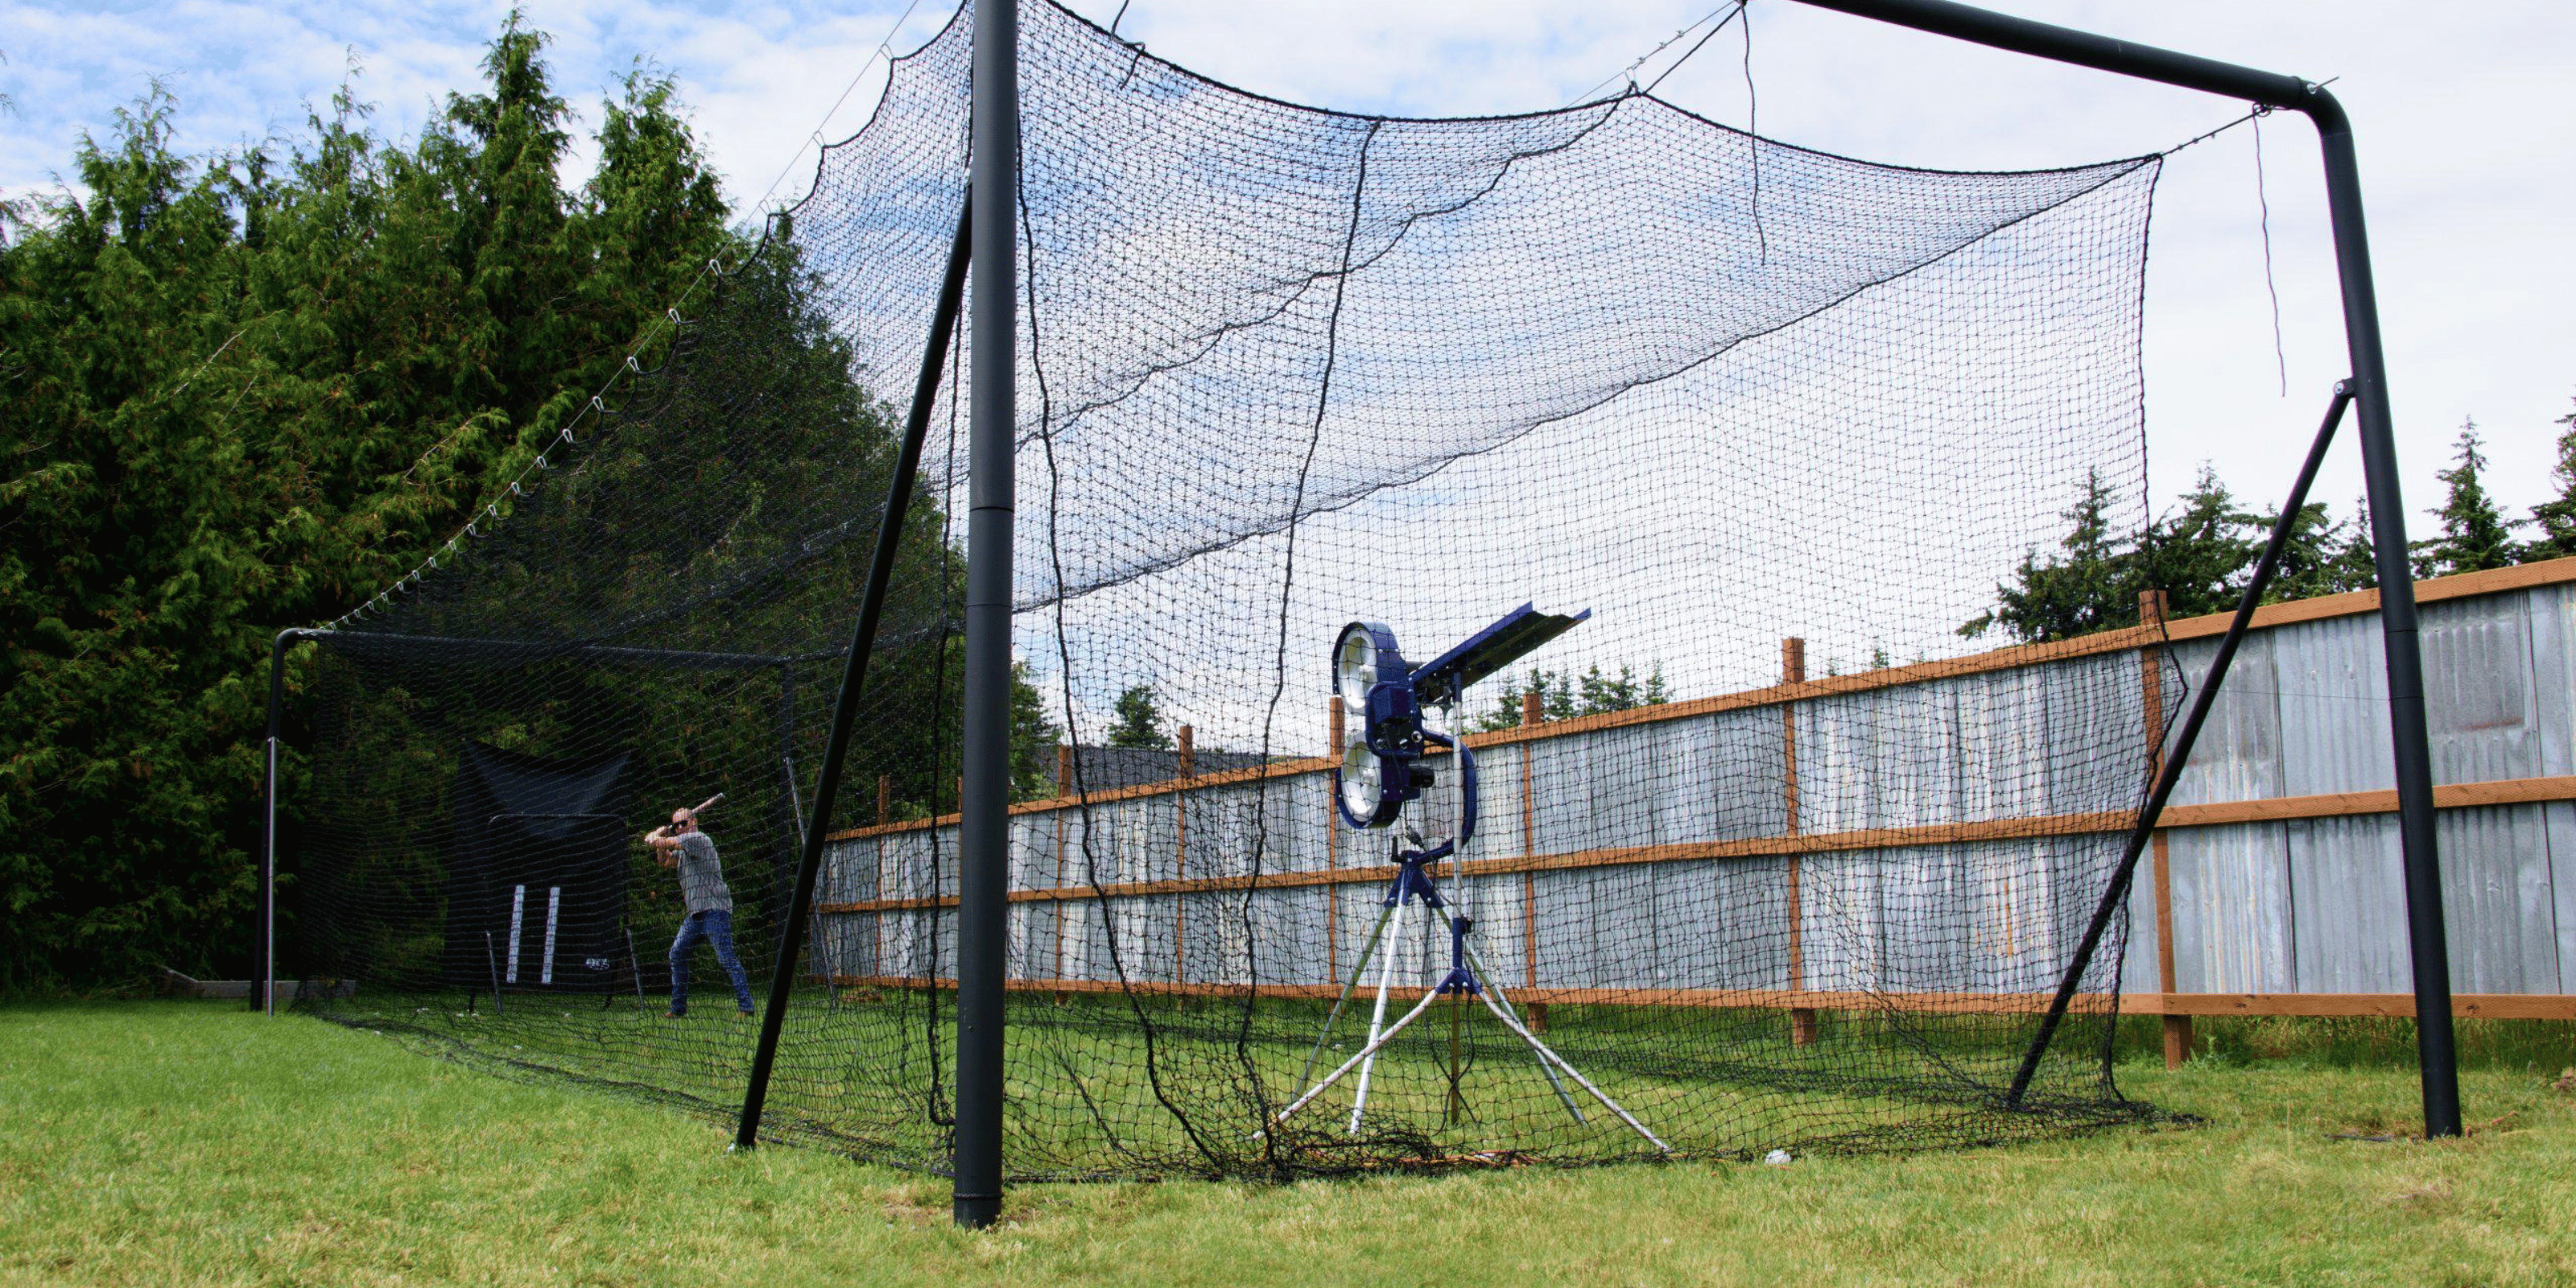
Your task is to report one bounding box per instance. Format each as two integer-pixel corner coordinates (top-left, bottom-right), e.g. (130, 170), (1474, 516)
(2306, 93), (2460, 1137)
(955, 0), (1019, 1231)
(733, 195), (976, 1150)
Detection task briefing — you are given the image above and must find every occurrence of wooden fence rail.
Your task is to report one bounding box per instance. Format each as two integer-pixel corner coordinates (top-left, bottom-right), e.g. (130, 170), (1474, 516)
(815, 557), (2576, 1046)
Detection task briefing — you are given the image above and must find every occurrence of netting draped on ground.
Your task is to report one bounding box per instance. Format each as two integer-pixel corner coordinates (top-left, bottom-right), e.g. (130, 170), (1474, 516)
(296, 0), (2176, 1179)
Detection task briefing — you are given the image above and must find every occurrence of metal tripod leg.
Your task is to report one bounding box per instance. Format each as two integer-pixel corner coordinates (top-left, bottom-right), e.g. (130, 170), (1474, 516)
(1461, 941), (1583, 1124)
(1473, 988), (1670, 1154)
(1269, 979), (1451, 1130)
(1266, 921), (1664, 1153)
(1295, 898), (1400, 1092)
(1349, 894), (1410, 1133)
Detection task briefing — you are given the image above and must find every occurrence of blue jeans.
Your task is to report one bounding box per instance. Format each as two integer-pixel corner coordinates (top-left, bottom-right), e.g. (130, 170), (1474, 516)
(669, 909), (754, 1016)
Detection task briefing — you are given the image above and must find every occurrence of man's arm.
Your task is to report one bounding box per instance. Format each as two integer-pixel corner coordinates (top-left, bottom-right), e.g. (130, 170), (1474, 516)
(645, 826), (682, 867)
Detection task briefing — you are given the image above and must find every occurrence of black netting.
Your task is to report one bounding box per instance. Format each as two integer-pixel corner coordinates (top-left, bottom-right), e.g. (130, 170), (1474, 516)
(295, 0), (2178, 1179)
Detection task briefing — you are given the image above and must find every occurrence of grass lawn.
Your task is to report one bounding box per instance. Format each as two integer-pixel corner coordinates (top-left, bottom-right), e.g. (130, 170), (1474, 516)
(4, 1001), (2574, 1286)
(307, 986), (2153, 1175)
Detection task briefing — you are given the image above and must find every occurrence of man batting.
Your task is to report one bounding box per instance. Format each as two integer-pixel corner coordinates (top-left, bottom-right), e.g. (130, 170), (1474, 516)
(645, 795), (755, 1018)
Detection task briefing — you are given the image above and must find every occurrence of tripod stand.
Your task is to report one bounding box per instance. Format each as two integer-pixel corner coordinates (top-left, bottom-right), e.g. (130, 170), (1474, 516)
(1273, 835), (1670, 1153)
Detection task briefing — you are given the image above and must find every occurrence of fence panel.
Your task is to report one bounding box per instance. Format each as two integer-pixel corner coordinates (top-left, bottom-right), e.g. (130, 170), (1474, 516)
(807, 560), (2576, 1025)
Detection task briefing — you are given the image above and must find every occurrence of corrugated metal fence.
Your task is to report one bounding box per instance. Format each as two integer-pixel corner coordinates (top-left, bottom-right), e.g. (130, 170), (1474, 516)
(814, 558), (2576, 1051)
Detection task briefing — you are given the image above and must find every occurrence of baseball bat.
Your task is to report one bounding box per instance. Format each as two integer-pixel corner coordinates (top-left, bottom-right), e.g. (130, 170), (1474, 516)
(646, 793), (726, 842)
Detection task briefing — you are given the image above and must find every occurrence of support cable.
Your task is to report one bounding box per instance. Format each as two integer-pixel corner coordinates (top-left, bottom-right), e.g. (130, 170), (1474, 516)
(1642, 4), (1746, 96)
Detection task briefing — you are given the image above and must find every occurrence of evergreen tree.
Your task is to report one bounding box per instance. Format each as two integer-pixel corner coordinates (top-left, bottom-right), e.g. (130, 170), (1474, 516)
(2322, 493), (2382, 592)
(1958, 469), (2136, 642)
(1536, 668), (1575, 721)
(1474, 667), (1556, 732)
(2136, 465), (2258, 618)
(1009, 660), (1062, 799)
(0, 19), (738, 988)
(2524, 399), (2576, 561)
(1576, 663), (1639, 715)
(2413, 419), (2517, 577)
(2242, 499), (2371, 603)
(1474, 663), (1661, 731)
(1962, 464), (2392, 643)
(1107, 683), (1170, 749)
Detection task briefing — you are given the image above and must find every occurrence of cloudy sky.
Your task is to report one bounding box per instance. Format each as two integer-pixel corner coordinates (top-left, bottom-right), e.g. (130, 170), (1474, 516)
(5, 0), (2570, 528)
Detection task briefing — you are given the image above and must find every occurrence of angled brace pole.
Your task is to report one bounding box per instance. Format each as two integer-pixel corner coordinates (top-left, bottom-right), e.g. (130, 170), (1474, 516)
(735, 192), (976, 1150)
(1787, 0), (2460, 1139)
(2006, 381), (2350, 1107)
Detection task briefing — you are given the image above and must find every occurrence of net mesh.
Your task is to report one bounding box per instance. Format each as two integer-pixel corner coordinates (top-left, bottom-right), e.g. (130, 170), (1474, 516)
(295, 0), (2178, 1179)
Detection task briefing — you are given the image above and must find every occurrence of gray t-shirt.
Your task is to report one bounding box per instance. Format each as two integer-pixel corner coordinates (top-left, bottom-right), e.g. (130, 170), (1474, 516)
(673, 832), (733, 914)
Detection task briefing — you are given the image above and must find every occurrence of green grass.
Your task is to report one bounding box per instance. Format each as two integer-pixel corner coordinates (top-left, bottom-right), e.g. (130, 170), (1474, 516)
(6, 1001), (2576, 1286)
(312, 986), (2154, 1177)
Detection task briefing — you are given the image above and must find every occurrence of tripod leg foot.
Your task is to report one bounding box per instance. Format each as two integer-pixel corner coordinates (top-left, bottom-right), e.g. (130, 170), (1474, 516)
(1463, 943), (1583, 1124)
(1478, 991), (1671, 1154)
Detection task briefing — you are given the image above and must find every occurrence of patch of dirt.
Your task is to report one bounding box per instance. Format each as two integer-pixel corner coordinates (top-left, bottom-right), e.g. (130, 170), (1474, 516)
(2465, 1112), (2522, 1137)
(2386, 1177), (2457, 1215)
(878, 1183), (948, 1227)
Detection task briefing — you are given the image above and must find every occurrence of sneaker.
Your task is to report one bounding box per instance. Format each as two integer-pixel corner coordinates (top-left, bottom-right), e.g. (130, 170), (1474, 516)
(665, 1009), (685, 1018)
(735, 1009), (755, 1019)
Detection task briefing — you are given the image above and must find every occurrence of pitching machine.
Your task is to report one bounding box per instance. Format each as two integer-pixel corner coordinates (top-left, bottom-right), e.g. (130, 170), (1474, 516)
(1272, 604), (1670, 1153)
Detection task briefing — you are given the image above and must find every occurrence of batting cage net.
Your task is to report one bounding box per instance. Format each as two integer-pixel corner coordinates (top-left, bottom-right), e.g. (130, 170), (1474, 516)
(294, 0), (2180, 1179)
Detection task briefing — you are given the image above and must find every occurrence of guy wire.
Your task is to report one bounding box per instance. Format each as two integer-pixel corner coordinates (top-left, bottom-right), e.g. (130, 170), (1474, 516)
(1567, 3), (1740, 107)
(1643, 3), (1746, 96)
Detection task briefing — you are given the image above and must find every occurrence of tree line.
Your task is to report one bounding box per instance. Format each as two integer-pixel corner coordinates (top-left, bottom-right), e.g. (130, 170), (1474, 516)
(0, 17), (1088, 991)
(1962, 417), (2576, 645)
(2, 19), (804, 989)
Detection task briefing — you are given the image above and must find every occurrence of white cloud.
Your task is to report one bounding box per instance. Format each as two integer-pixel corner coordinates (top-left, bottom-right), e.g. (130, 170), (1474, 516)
(5, 0), (2570, 518)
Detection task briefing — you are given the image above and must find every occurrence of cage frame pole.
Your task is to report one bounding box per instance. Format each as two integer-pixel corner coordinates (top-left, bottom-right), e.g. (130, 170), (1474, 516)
(954, 0), (1022, 1229)
(733, 192), (976, 1151)
(257, 627), (320, 1015)
(1785, 0), (2460, 1141)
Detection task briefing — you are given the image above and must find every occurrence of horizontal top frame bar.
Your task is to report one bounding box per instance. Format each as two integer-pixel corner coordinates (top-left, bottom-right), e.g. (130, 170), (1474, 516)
(1788, 0), (2334, 121)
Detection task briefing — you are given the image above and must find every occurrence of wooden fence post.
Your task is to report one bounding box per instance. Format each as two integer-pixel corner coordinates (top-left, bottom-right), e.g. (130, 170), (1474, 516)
(1174, 724), (1193, 991)
(1326, 697), (1342, 985)
(2141, 590), (2189, 1067)
(1054, 744), (1071, 998)
(875, 775), (892, 980)
(1785, 638), (1817, 1046)
(1521, 688), (1547, 1034)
